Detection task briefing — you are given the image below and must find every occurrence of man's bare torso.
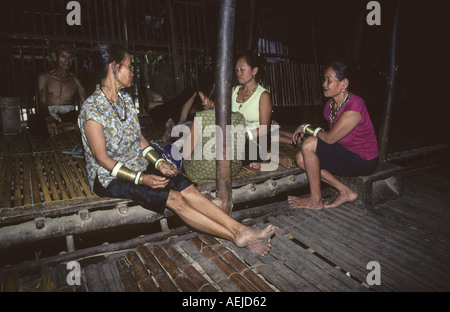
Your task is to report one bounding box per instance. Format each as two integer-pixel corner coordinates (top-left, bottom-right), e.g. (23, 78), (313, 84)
(44, 68), (78, 106)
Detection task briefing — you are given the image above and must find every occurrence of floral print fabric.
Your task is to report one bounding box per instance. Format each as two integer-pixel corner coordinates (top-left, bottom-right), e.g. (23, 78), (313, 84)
(78, 85), (147, 190)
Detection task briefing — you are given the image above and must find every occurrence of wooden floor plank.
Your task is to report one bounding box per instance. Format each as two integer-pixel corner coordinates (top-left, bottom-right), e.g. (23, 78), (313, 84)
(178, 239), (241, 292)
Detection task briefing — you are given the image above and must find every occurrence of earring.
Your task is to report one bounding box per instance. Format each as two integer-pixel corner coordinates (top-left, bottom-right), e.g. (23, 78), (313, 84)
(342, 89), (346, 93)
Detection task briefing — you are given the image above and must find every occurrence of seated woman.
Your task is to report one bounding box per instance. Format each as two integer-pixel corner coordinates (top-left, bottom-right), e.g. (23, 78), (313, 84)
(288, 61), (379, 210)
(78, 43), (275, 256)
(178, 70), (246, 183)
(232, 52), (294, 169)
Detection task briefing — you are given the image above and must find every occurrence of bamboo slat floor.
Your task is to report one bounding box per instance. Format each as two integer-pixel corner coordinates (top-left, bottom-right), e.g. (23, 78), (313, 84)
(1, 160), (449, 292)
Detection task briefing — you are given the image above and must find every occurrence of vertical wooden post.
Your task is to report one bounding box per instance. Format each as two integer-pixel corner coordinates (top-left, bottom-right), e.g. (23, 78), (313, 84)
(247, 0), (256, 51)
(166, 0), (182, 94)
(379, 0), (403, 162)
(215, 0), (236, 215)
(122, 0), (129, 48)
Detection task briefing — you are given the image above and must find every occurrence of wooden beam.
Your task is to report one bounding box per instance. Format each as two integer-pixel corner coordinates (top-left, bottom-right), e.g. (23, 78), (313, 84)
(215, 0), (236, 215)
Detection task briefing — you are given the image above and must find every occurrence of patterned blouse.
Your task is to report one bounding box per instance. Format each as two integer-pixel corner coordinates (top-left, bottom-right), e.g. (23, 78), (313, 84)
(78, 85), (147, 190)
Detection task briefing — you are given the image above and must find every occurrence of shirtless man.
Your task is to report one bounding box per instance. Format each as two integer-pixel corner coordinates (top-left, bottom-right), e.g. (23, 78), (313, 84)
(37, 44), (86, 136)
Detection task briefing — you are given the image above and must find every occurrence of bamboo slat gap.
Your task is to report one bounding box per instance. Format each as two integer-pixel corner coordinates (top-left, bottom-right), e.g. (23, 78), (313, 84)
(40, 153), (61, 203)
(47, 153), (70, 202)
(34, 153), (52, 205)
(28, 154), (42, 207)
(52, 152), (79, 199)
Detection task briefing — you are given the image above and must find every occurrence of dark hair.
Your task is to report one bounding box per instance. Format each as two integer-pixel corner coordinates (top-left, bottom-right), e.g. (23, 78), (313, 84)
(197, 69), (216, 102)
(328, 61), (361, 92)
(91, 44), (130, 81)
(50, 42), (76, 55)
(235, 51), (265, 83)
(328, 61), (354, 81)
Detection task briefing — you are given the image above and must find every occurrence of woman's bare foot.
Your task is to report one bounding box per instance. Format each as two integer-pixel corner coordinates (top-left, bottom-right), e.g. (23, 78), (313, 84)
(279, 155), (293, 169)
(324, 189), (358, 208)
(288, 195), (323, 210)
(235, 225), (275, 248)
(249, 162), (261, 170)
(246, 239), (272, 256)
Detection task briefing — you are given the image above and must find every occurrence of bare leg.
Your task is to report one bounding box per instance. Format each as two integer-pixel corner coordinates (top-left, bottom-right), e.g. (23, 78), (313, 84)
(278, 129), (295, 145)
(167, 186), (275, 255)
(178, 93), (197, 123)
(320, 170), (358, 208)
(288, 137), (324, 210)
(288, 137), (358, 209)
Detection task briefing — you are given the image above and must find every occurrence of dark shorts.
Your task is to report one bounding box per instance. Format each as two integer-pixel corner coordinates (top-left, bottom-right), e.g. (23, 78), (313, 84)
(93, 165), (192, 214)
(316, 138), (378, 177)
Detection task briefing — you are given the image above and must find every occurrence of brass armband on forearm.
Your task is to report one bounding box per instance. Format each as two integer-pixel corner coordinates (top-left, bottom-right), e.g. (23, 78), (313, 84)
(302, 124), (323, 137)
(111, 162), (143, 185)
(142, 146), (166, 170)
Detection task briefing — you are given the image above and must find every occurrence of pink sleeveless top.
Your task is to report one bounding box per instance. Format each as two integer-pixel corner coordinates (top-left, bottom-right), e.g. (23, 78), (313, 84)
(323, 94), (379, 160)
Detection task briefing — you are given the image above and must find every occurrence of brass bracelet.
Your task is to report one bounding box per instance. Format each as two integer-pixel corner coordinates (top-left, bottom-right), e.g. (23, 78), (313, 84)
(142, 145), (167, 170)
(142, 146), (160, 164)
(155, 158), (166, 170)
(301, 123), (311, 133)
(111, 162), (142, 185)
(313, 127), (323, 137)
(304, 126), (314, 136)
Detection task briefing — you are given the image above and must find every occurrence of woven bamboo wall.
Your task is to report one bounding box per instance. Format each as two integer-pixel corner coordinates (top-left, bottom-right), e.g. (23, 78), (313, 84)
(0, 0), (357, 119)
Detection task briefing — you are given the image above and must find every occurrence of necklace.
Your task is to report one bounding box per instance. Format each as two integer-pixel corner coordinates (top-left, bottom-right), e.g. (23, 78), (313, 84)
(329, 92), (351, 124)
(108, 95), (127, 122)
(237, 84), (258, 109)
(101, 86), (127, 122)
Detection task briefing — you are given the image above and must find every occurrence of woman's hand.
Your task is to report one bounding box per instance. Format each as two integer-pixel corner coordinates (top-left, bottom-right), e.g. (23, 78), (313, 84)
(292, 124), (305, 145)
(159, 162), (179, 177)
(141, 174), (170, 189)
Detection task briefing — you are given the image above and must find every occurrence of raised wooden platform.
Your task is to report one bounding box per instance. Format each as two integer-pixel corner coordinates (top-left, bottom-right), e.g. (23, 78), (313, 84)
(0, 129), (307, 249)
(1, 162), (449, 292)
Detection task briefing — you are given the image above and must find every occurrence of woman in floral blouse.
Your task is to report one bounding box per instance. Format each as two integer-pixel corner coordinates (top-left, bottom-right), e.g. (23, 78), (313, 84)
(78, 44), (274, 256)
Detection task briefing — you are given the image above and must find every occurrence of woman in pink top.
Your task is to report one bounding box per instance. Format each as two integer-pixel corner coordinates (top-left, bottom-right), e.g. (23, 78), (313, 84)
(289, 62), (379, 210)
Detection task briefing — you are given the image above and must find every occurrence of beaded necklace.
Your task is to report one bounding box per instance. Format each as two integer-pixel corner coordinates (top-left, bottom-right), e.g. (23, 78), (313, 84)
(329, 92), (351, 124)
(101, 88), (128, 122)
(237, 84), (258, 110)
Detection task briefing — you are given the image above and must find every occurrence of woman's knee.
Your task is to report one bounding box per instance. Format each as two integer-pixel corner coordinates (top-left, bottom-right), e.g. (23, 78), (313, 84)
(301, 136), (318, 153)
(166, 190), (188, 212)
